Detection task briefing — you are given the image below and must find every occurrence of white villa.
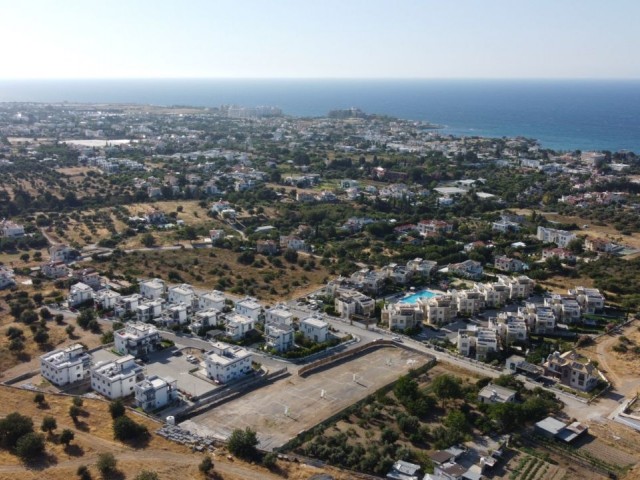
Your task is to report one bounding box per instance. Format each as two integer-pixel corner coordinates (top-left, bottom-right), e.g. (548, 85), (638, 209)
(167, 284), (195, 307)
(205, 342), (253, 383)
(235, 297), (262, 321)
(134, 375), (178, 411)
(91, 355), (144, 399)
(225, 313), (255, 340)
(114, 322), (161, 357)
(40, 343), (92, 386)
(198, 290), (226, 311)
(265, 305), (294, 326)
(139, 278), (166, 300)
(265, 323), (294, 352)
(301, 317), (329, 343)
(68, 282), (94, 307)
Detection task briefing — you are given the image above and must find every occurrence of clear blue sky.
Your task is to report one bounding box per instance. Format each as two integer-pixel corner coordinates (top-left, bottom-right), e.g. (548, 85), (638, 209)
(2, 0), (639, 79)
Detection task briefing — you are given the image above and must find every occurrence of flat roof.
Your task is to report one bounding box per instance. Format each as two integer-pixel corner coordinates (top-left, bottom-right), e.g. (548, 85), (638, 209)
(535, 417), (566, 435)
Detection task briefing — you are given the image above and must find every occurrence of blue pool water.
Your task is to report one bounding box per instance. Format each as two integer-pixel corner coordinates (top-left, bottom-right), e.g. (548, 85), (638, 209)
(399, 289), (440, 304)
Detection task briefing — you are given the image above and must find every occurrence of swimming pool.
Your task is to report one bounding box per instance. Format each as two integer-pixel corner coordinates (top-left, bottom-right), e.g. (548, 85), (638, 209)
(398, 289), (440, 304)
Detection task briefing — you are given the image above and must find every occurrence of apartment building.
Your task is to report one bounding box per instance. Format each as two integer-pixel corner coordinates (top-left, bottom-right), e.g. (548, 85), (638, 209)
(114, 322), (161, 357)
(419, 295), (456, 326)
(301, 317), (329, 343)
(139, 278), (166, 300)
(265, 305), (294, 326)
(91, 355), (144, 399)
(198, 290), (226, 311)
(334, 289), (375, 319)
(265, 323), (294, 352)
(205, 342), (253, 383)
(40, 343), (92, 386)
(134, 375), (178, 411)
(382, 303), (424, 331)
(537, 226), (577, 248)
(235, 297), (262, 321)
(167, 284), (195, 307)
(68, 282), (94, 307)
(225, 313), (255, 340)
(457, 326), (499, 361)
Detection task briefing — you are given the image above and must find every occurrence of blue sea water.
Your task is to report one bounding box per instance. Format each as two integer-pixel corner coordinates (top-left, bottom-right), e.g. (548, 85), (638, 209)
(1, 79), (639, 152)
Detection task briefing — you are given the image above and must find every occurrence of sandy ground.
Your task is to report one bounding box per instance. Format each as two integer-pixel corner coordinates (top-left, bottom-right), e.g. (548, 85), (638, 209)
(183, 346), (431, 451)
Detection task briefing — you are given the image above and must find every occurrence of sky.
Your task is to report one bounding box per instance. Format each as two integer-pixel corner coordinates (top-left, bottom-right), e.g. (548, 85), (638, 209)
(1, 0), (639, 79)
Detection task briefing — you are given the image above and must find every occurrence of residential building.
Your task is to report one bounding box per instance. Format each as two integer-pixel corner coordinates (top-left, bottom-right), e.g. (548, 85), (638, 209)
(94, 289), (121, 311)
(235, 297), (262, 321)
(265, 323), (294, 352)
(136, 299), (164, 323)
(584, 237), (616, 253)
(543, 350), (602, 392)
(490, 314), (528, 344)
(225, 313), (255, 340)
(167, 284), (195, 307)
(160, 304), (188, 326)
(279, 235), (307, 252)
(451, 289), (485, 316)
(198, 290), (226, 311)
(569, 287), (605, 314)
(114, 322), (161, 357)
(474, 282), (510, 308)
(544, 295), (581, 323)
(349, 268), (385, 294)
(41, 261), (70, 279)
(114, 294), (141, 317)
(0, 220), (25, 238)
(381, 263), (413, 285)
(139, 278), (165, 300)
(457, 326), (499, 361)
(419, 295), (456, 326)
(478, 384), (517, 404)
(542, 248), (576, 263)
(209, 229), (225, 242)
(334, 289), (375, 319)
(386, 460), (421, 480)
(190, 308), (223, 333)
(417, 220), (453, 237)
(134, 375), (178, 411)
(301, 316), (329, 343)
(0, 266), (16, 289)
(40, 343), (92, 386)
(256, 239), (278, 255)
(49, 244), (78, 263)
(536, 226), (577, 248)
(406, 258), (437, 277)
(448, 260), (483, 279)
(74, 268), (102, 290)
(91, 355), (144, 399)
(265, 305), (293, 326)
(498, 275), (535, 299)
(205, 342), (253, 383)
(492, 219), (521, 233)
(382, 303), (424, 331)
(68, 282), (94, 307)
(518, 303), (556, 334)
(494, 256), (526, 273)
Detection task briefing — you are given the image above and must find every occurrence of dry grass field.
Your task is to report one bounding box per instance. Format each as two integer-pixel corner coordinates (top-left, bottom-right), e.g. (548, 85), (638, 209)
(109, 247), (332, 304)
(0, 385), (361, 480)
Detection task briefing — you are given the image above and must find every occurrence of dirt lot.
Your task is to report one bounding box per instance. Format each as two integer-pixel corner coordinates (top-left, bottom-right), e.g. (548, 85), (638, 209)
(0, 385), (362, 480)
(182, 346), (432, 450)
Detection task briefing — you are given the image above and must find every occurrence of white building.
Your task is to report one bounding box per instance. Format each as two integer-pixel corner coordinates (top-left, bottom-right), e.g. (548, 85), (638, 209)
(134, 375), (178, 411)
(190, 308), (223, 333)
(225, 313), (256, 340)
(334, 289), (375, 319)
(68, 282), (94, 307)
(49, 244), (77, 263)
(136, 299), (164, 323)
(198, 290), (226, 311)
(265, 305), (293, 326)
(537, 226), (577, 248)
(419, 295), (456, 326)
(167, 284), (195, 307)
(265, 323), (294, 352)
(40, 343), (92, 386)
(139, 278), (166, 300)
(406, 258), (437, 277)
(114, 294), (141, 317)
(205, 342), (253, 383)
(0, 266), (16, 289)
(0, 220), (25, 238)
(235, 297), (262, 321)
(41, 261), (70, 279)
(114, 322), (161, 357)
(382, 303), (424, 331)
(569, 287), (605, 314)
(300, 317), (329, 343)
(94, 289), (121, 311)
(91, 355), (144, 399)
(457, 326), (499, 361)
(160, 304), (188, 326)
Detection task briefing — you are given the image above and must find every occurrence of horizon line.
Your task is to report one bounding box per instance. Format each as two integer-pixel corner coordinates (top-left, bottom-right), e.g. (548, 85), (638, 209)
(1, 76), (640, 82)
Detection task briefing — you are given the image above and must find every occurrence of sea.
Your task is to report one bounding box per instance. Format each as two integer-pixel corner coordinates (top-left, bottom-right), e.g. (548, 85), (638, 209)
(1, 79), (639, 153)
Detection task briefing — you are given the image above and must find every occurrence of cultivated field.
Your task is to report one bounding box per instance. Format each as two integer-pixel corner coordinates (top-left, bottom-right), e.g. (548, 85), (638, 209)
(182, 346), (432, 450)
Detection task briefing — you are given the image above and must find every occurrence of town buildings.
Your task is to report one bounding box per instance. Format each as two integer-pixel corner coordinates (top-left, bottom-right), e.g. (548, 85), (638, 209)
(40, 343), (92, 386)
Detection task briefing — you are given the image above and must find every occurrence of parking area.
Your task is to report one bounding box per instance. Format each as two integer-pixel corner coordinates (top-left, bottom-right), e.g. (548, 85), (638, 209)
(181, 345), (432, 450)
(144, 348), (218, 399)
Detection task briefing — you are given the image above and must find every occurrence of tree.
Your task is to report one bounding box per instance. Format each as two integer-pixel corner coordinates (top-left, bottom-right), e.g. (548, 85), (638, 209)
(77, 465), (91, 480)
(227, 427), (258, 460)
(60, 428), (75, 447)
(431, 374), (462, 408)
(77, 309), (95, 329)
(66, 324), (76, 337)
(0, 412), (34, 449)
(33, 329), (49, 345)
(72, 396), (84, 407)
(15, 432), (45, 461)
(262, 452), (277, 469)
(19, 309), (39, 325)
(39, 307), (52, 320)
(55, 313), (65, 324)
(141, 233), (156, 248)
(283, 248), (298, 263)
(33, 392), (45, 406)
(109, 399), (125, 419)
(199, 454), (214, 475)
(96, 452), (117, 475)
(113, 415), (149, 442)
(69, 405), (81, 421)
(41, 416), (57, 434)
(134, 471), (159, 480)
